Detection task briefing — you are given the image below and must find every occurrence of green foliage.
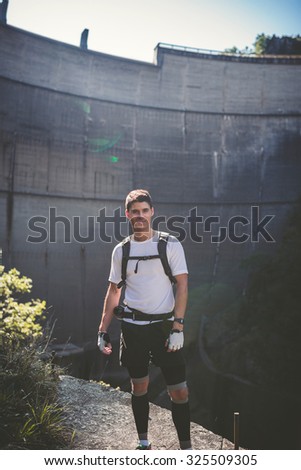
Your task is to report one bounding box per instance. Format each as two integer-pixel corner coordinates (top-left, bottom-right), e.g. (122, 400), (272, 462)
(204, 201), (301, 395)
(224, 46), (240, 54)
(185, 282), (239, 347)
(224, 33), (301, 56)
(239, 201), (301, 389)
(253, 33), (301, 55)
(0, 266), (46, 345)
(18, 402), (69, 449)
(0, 343), (69, 449)
(253, 33), (268, 55)
(224, 45), (253, 55)
(0, 266), (72, 449)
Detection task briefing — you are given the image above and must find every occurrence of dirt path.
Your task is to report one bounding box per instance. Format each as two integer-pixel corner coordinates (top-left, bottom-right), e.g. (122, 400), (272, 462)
(58, 375), (234, 450)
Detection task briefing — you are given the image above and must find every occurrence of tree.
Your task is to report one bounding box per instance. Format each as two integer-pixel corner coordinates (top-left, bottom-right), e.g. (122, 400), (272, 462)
(253, 33), (301, 55)
(204, 200), (301, 394)
(238, 200), (301, 390)
(224, 33), (301, 56)
(253, 33), (268, 55)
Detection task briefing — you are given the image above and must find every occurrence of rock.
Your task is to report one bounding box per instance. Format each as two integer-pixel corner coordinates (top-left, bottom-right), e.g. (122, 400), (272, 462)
(58, 375), (234, 450)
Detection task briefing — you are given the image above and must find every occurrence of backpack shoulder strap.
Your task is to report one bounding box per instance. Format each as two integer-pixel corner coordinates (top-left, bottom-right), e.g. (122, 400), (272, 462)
(157, 232), (177, 285)
(117, 236), (131, 289)
(117, 233), (177, 288)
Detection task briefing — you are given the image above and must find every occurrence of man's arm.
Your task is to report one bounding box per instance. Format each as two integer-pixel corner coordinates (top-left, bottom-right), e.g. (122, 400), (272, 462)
(173, 273), (188, 332)
(166, 273), (188, 352)
(99, 282), (121, 332)
(98, 282), (121, 355)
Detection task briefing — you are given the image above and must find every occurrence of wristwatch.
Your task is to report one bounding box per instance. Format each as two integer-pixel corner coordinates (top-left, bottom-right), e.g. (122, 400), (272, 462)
(173, 318), (184, 325)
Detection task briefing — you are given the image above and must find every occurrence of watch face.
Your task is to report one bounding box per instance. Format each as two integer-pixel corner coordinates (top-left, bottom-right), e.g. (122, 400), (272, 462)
(175, 318), (184, 324)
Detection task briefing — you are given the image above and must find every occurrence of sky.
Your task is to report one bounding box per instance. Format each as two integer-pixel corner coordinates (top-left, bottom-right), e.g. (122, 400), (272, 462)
(5, 0), (301, 63)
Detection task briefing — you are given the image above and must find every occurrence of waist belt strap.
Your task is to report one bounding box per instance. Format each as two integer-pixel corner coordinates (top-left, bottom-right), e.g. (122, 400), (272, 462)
(122, 307), (174, 322)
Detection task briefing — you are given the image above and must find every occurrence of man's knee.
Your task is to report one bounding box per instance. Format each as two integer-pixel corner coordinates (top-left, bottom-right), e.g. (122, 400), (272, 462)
(167, 382), (189, 403)
(131, 375), (149, 396)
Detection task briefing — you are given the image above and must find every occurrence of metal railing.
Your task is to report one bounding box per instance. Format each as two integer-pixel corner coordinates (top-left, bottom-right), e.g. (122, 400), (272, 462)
(155, 42), (301, 59)
(155, 42), (256, 57)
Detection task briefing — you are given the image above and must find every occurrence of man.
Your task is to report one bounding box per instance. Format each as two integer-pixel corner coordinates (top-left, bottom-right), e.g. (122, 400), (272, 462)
(98, 189), (191, 450)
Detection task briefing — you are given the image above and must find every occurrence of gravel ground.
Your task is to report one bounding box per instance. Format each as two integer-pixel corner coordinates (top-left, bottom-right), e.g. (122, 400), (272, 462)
(58, 375), (234, 450)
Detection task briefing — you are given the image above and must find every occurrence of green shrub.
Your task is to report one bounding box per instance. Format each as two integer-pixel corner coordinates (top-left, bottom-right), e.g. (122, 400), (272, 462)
(202, 200), (301, 394)
(0, 265), (72, 449)
(0, 266), (46, 345)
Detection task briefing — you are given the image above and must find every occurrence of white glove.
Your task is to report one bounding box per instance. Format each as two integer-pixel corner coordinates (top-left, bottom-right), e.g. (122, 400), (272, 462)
(97, 331), (112, 355)
(166, 329), (184, 352)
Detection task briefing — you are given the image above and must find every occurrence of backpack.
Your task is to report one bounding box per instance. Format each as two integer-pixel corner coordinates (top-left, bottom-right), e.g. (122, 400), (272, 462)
(117, 232), (177, 289)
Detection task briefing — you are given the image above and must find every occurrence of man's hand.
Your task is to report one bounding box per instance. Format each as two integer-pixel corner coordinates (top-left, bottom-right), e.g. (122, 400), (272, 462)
(166, 329), (184, 352)
(97, 331), (112, 355)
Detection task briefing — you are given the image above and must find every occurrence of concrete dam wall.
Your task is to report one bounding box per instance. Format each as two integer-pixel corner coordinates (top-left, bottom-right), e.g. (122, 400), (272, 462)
(0, 25), (301, 345)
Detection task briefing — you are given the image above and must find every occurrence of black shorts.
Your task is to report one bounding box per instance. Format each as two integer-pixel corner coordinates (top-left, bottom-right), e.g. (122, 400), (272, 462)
(120, 320), (186, 384)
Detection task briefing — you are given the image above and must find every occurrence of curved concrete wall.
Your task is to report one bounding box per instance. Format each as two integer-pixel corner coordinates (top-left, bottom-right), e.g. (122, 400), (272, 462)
(0, 25), (300, 343)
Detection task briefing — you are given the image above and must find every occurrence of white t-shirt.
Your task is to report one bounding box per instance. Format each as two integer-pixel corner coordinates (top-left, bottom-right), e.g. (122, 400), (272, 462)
(109, 231), (188, 324)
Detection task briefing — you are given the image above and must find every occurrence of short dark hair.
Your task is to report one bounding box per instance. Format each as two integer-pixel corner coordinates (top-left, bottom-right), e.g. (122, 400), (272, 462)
(125, 189), (153, 211)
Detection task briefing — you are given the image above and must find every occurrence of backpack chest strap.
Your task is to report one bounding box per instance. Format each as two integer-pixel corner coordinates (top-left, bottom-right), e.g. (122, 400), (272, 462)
(126, 254), (160, 273)
(117, 232), (177, 288)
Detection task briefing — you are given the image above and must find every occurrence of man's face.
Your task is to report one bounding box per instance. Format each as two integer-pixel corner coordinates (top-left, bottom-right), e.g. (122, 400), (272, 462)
(126, 201), (154, 234)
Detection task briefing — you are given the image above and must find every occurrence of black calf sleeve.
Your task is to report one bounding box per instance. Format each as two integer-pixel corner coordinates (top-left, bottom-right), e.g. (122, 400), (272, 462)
(171, 401), (191, 448)
(131, 393), (149, 436)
